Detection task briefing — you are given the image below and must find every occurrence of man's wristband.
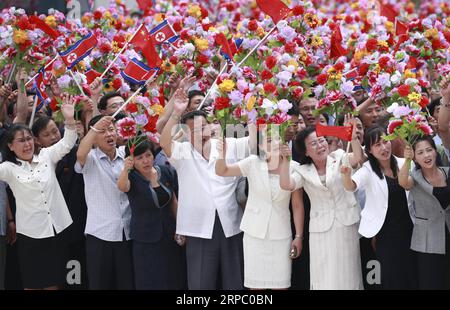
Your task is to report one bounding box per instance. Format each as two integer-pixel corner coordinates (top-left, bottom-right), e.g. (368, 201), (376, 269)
(7, 219), (15, 224)
(294, 234), (304, 240)
(90, 126), (103, 133)
(171, 114), (182, 122)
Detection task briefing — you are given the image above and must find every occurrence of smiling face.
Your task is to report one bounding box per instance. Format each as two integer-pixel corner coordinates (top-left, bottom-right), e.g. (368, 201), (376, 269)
(8, 129), (35, 162)
(305, 131), (329, 163)
(413, 140), (437, 170)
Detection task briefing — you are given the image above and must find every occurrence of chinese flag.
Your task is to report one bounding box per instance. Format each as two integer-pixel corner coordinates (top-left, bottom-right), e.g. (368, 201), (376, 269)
(330, 25), (347, 59)
(142, 40), (162, 68)
(129, 24), (151, 52)
(380, 2), (397, 23)
(256, 0), (291, 24)
(316, 122), (353, 142)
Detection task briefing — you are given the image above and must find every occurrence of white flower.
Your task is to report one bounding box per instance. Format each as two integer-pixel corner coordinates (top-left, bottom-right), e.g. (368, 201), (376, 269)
(276, 70), (292, 87)
(390, 73), (402, 86)
(340, 80), (355, 97)
(405, 78), (419, 86)
(277, 99), (292, 113)
(261, 99), (276, 115)
(376, 73), (392, 89)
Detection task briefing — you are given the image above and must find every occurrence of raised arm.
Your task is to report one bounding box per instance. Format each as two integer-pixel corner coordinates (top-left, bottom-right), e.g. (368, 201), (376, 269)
(398, 145), (414, 190)
(117, 157), (134, 193)
(345, 115), (364, 168)
(279, 144), (302, 191)
(215, 138), (243, 177)
(76, 116), (113, 167)
(438, 75), (450, 149)
(13, 68), (28, 124)
(340, 165), (357, 192)
(89, 77), (103, 117)
(160, 89), (188, 158)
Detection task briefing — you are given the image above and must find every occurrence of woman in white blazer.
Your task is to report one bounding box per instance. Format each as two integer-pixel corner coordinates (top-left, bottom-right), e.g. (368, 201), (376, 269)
(341, 126), (417, 289)
(215, 133), (304, 289)
(279, 119), (364, 290)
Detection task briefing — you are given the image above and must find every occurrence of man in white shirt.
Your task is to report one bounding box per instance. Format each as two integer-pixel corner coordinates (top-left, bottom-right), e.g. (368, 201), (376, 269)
(76, 115), (133, 290)
(160, 89), (249, 289)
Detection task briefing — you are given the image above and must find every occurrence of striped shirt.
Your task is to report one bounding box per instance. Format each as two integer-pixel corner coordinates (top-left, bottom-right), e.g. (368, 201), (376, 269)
(75, 147), (131, 242)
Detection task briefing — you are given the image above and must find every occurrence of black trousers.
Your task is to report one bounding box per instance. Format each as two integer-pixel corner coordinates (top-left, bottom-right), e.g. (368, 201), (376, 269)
(186, 213), (244, 290)
(416, 227), (450, 290)
(85, 234), (134, 290)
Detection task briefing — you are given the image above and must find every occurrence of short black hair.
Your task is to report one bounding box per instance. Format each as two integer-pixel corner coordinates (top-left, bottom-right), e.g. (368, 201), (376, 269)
(88, 115), (106, 129)
(31, 116), (53, 137)
(98, 92), (121, 111)
(26, 90), (36, 97)
(125, 138), (157, 158)
(188, 90), (205, 105)
(294, 126), (317, 165)
(180, 110), (208, 124)
(428, 97), (441, 116)
(287, 103), (300, 116)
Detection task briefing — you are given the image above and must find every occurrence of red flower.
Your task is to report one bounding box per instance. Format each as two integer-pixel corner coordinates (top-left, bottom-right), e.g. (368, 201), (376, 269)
(334, 62), (344, 72)
(397, 84), (411, 97)
(126, 102), (138, 113)
(197, 54), (209, 65)
(292, 5), (304, 16)
(316, 73), (328, 85)
(180, 29), (191, 41)
(387, 119), (403, 134)
(226, 3), (236, 11)
(93, 10), (102, 20)
(419, 96), (429, 108)
(18, 40), (32, 52)
(215, 97), (231, 110)
(113, 35), (126, 48)
(173, 21), (182, 32)
(378, 56), (390, 68)
(256, 118), (267, 128)
(202, 23), (212, 31)
(200, 7), (209, 19)
(248, 19), (258, 31)
(284, 42), (296, 54)
(265, 56), (277, 70)
(431, 39), (444, 50)
(17, 15), (33, 30)
(112, 78), (122, 90)
(261, 70), (273, 80)
(143, 115), (158, 133)
(263, 83), (277, 94)
(169, 55), (178, 65)
(117, 117), (137, 139)
(365, 38), (378, 52)
(99, 42), (112, 54)
(293, 87), (304, 98)
(344, 15), (353, 24)
(358, 63), (370, 76)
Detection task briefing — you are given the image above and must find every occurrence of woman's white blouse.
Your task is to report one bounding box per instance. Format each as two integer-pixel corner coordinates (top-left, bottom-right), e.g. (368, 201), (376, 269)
(0, 127), (77, 239)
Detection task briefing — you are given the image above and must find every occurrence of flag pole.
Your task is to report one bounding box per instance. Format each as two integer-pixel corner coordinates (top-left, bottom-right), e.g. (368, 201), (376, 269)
(196, 62), (228, 111)
(28, 95), (39, 128)
(99, 24), (145, 80)
(69, 70), (86, 96)
(25, 55), (58, 87)
(6, 62), (16, 85)
(112, 71), (158, 118)
(236, 25), (277, 68)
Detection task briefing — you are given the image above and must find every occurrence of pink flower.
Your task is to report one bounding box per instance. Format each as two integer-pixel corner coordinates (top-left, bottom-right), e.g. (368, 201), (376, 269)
(387, 119), (404, 135)
(418, 123), (433, 136)
(117, 117), (137, 139)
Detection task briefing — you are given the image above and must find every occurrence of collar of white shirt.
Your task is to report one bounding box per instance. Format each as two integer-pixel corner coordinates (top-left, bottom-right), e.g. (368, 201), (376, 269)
(96, 147), (124, 161)
(17, 155), (40, 165)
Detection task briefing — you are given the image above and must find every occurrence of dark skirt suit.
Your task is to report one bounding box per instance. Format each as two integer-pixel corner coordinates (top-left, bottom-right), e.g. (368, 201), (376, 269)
(127, 165), (186, 290)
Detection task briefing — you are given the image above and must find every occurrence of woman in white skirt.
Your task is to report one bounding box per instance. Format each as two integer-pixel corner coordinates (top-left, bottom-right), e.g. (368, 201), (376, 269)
(279, 119), (364, 290)
(216, 132), (304, 289)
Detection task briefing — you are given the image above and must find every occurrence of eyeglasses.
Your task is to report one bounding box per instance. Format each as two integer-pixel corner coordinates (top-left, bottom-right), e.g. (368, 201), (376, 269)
(307, 137), (327, 148)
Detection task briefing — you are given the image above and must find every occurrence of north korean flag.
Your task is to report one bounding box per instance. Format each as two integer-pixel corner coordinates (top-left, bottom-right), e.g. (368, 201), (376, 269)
(59, 32), (98, 69)
(120, 58), (158, 85)
(166, 35), (184, 48)
(32, 68), (50, 111)
(149, 20), (177, 45)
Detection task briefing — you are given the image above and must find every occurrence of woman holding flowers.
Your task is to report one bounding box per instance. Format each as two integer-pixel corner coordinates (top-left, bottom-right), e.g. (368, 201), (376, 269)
(340, 126), (417, 289)
(279, 116), (364, 290)
(398, 136), (450, 289)
(117, 138), (186, 290)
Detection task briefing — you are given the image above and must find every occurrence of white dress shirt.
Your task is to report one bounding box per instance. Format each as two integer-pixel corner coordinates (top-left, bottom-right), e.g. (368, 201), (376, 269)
(0, 128), (77, 239)
(169, 137), (249, 239)
(75, 146), (131, 242)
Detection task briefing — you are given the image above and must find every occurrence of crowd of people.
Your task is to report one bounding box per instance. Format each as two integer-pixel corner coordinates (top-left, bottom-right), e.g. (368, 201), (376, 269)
(0, 0), (449, 291)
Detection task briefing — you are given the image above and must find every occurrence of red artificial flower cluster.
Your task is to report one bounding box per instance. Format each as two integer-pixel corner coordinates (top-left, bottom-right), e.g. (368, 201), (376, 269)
(215, 97), (231, 110)
(397, 84), (411, 97)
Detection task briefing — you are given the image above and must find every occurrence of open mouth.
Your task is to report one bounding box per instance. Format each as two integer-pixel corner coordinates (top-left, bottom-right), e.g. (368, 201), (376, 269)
(106, 138), (115, 146)
(424, 158), (432, 165)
